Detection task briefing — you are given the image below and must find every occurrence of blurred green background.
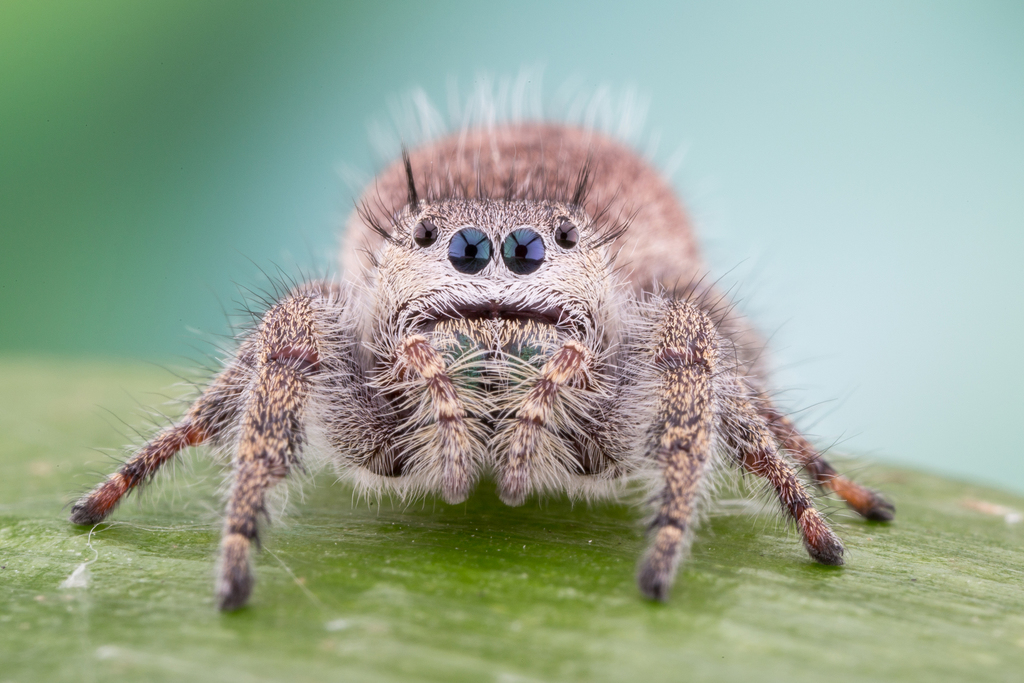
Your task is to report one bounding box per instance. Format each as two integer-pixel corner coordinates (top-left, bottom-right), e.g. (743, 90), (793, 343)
(1, 1), (1022, 492)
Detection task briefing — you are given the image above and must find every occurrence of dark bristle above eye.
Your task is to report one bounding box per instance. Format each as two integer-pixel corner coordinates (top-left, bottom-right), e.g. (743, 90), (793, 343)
(413, 220), (438, 247)
(554, 220), (579, 249)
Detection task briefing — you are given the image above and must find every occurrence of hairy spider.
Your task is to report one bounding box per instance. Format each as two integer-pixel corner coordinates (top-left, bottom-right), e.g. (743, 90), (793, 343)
(69, 122), (894, 610)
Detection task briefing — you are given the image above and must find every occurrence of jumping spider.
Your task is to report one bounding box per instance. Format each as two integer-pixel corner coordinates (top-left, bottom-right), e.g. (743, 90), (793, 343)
(70, 122), (894, 610)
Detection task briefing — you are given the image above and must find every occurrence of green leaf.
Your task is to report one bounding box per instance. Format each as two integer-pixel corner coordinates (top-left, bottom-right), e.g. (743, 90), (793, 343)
(2, 357), (1022, 682)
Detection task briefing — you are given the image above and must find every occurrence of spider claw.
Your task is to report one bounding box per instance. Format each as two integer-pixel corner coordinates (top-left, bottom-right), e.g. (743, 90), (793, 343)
(835, 479), (897, 521)
(806, 538), (845, 566)
(68, 503), (105, 526)
(69, 474), (128, 525)
(217, 534), (254, 611)
(861, 492), (896, 522)
(637, 524), (684, 602)
(800, 510), (845, 566)
(637, 561), (673, 602)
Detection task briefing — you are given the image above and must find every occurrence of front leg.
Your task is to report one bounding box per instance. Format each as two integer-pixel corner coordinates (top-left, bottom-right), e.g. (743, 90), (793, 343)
(635, 300), (720, 601)
(72, 281), (348, 611)
(495, 340), (594, 506)
(390, 335), (483, 504)
(217, 287), (335, 610)
(634, 296), (845, 601)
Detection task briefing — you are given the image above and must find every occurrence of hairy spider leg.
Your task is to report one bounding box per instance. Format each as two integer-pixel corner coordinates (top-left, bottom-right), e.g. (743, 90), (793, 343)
(496, 339), (595, 506)
(636, 300), (720, 601)
(675, 282), (892, 524)
(761, 406), (895, 521)
(77, 281), (341, 610)
(72, 279), (490, 610)
(216, 292), (325, 610)
(725, 396), (845, 566)
(393, 335), (480, 504)
(69, 349), (251, 525)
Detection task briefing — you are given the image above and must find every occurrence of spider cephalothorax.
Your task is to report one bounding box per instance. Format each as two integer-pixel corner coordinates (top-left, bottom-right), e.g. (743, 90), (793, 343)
(69, 122), (893, 611)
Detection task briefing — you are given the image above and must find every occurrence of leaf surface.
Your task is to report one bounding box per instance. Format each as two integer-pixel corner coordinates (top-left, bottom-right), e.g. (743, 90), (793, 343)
(1, 357), (1022, 682)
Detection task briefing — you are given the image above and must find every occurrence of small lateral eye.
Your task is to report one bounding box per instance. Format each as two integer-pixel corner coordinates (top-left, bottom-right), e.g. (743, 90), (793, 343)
(448, 227), (492, 274)
(554, 220), (579, 249)
(413, 220), (438, 247)
(501, 228), (545, 275)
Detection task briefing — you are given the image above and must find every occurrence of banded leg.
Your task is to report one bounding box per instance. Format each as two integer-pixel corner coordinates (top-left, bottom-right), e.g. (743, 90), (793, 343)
(637, 301), (719, 601)
(497, 340), (593, 506)
(70, 281), (355, 610)
(217, 292), (325, 610)
(69, 347), (252, 525)
(762, 406), (895, 521)
(728, 398), (845, 565)
(393, 335), (479, 504)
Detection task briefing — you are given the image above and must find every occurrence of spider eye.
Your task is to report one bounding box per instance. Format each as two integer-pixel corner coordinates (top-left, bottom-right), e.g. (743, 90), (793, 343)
(501, 228), (545, 275)
(413, 220), (438, 247)
(554, 220), (579, 249)
(448, 228), (491, 274)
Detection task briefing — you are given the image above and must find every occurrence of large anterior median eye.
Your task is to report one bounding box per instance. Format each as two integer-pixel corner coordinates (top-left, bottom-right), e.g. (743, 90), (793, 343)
(448, 228), (491, 273)
(501, 228), (545, 275)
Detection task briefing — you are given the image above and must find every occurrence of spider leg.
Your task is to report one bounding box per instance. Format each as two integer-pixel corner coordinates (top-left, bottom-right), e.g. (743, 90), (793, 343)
(636, 300), (719, 601)
(69, 346), (251, 525)
(216, 286), (339, 610)
(761, 406), (895, 521)
(726, 397), (845, 566)
(73, 281), (348, 611)
(496, 339), (593, 506)
(392, 335), (480, 504)
(687, 282), (894, 522)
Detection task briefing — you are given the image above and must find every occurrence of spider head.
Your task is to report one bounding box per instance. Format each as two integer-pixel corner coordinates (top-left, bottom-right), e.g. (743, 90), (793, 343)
(373, 197), (618, 350)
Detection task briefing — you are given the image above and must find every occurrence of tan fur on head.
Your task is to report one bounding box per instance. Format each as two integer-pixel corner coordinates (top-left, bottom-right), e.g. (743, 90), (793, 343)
(343, 123), (701, 295)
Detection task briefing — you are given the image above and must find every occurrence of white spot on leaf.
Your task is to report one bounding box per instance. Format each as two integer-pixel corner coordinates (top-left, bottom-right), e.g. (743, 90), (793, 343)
(59, 562), (91, 589)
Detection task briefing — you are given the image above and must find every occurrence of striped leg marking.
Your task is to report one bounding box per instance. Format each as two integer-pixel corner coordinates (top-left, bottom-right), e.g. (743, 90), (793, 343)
(637, 302), (718, 601)
(395, 335), (477, 504)
(69, 354), (250, 525)
(731, 399), (845, 566)
(763, 407), (894, 521)
(217, 295), (321, 611)
(497, 339), (593, 506)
